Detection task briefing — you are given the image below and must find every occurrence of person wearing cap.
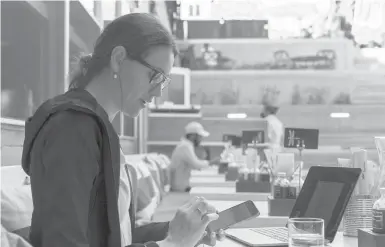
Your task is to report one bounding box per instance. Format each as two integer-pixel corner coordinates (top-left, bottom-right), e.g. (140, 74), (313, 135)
(169, 122), (220, 192)
(260, 91), (284, 152)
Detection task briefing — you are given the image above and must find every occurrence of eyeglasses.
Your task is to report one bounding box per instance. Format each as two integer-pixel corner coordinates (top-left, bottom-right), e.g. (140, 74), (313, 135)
(130, 56), (171, 90)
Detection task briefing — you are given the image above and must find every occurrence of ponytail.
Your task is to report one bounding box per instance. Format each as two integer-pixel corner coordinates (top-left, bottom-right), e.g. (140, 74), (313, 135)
(68, 13), (177, 90)
(68, 54), (93, 89)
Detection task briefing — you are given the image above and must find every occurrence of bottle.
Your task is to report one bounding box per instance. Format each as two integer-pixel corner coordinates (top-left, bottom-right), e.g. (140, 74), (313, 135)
(252, 168), (261, 182)
(227, 153), (235, 163)
(260, 162), (270, 182)
(273, 172), (285, 198)
(288, 173), (304, 199)
(280, 173), (290, 199)
(373, 187), (385, 234)
(220, 151), (226, 162)
(221, 142), (232, 162)
(239, 167), (249, 181)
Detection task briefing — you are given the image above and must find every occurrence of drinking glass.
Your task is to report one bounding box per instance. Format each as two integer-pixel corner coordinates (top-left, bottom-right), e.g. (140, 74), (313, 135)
(288, 218), (324, 247)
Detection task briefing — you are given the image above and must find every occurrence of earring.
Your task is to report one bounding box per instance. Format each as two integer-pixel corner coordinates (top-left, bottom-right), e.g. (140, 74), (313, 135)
(113, 73), (118, 79)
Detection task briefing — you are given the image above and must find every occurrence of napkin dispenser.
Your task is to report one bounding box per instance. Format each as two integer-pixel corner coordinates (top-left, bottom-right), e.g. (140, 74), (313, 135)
(225, 166), (240, 181)
(358, 228), (385, 247)
(218, 162), (229, 174)
(268, 195), (296, 216)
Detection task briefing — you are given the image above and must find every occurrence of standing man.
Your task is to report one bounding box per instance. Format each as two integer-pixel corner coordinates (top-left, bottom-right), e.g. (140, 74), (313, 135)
(169, 122), (219, 192)
(260, 94), (284, 152)
(201, 43), (219, 69)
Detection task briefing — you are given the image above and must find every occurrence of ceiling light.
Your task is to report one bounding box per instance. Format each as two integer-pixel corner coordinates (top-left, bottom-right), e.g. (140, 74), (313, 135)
(330, 112), (350, 118)
(227, 113), (247, 119)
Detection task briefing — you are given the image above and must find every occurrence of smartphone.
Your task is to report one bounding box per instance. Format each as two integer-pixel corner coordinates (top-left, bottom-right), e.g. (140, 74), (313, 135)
(208, 200), (260, 232)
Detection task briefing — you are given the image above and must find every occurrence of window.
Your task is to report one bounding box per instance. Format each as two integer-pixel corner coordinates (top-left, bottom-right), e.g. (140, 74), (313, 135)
(189, 5), (193, 16)
(111, 113), (122, 135)
(177, 40), (342, 71)
(123, 114), (136, 137)
(188, 4), (200, 17)
(111, 112), (136, 138)
(1, 2), (44, 122)
(154, 67), (191, 106)
(186, 20), (268, 39)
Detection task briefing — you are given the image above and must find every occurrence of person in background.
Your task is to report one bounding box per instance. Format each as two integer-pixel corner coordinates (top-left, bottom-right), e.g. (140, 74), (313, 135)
(170, 122), (220, 192)
(201, 43), (218, 69)
(21, 13), (223, 247)
(260, 97), (284, 152)
(195, 143), (211, 160)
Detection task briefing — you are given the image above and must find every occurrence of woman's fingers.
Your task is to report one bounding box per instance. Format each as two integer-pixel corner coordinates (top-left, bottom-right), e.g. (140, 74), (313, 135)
(168, 196), (219, 247)
(201, 213), (219, 225)
(209, 231), (217, 246)
(188, 197), (216, 214)
(188, 197), (210, 216)
(217, 229), (226, 241)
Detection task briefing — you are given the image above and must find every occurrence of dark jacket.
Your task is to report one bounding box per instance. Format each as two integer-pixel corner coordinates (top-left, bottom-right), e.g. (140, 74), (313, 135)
(21, 89), (169, 247)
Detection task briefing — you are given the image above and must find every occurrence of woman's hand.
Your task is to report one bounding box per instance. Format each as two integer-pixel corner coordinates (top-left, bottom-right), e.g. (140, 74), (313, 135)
(160, 197), (220, 247)
(195, 228), (226, 246)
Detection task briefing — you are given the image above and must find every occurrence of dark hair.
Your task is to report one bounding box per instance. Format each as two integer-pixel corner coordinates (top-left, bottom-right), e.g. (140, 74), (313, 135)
(69, 13), (177, 89)
(265, 105), (279, 115)
(185, 133), (203, 140)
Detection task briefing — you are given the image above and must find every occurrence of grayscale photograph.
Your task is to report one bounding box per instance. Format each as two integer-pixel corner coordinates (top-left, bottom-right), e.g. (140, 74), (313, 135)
(1, 1), (385, 247)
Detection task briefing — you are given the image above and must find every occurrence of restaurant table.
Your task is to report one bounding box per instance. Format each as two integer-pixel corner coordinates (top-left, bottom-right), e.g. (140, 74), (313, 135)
(208, 231), (357, 247)
(153, 199), (288, 228)
(190, 176), (235, 187)
(190, 187), (270, 201)
(192, 167), (222, 178)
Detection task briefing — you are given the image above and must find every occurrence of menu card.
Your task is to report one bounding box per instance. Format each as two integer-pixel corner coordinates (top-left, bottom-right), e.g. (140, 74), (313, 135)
(284, 128), (319, 149)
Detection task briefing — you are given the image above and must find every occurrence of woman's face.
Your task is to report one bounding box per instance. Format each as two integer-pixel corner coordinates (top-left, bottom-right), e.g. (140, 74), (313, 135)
(118, 46), (174, 117)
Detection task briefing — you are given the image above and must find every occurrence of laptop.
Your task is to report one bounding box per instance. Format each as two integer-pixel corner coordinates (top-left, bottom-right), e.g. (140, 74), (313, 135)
(225, 166), (362, 246)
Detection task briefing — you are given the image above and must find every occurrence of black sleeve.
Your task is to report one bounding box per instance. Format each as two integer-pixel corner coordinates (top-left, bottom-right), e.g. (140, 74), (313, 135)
(132, 222), (170, 244)
(38, 112), (101, 247)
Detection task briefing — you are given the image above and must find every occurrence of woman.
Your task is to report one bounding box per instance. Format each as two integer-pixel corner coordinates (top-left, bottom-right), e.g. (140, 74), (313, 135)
(21, 13), (223, 247)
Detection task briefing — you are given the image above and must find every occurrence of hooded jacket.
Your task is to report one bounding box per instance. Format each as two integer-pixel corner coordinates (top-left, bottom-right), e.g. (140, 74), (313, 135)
(21, 89), (168, 247)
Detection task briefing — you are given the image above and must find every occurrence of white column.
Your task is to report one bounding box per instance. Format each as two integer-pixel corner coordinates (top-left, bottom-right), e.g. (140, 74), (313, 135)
(115, 0), (122, 17)
(120, 112), (124, 137)
(93, 0), (103, 27)
(138, 107), (148, 153)
(63, 0), (70, 91)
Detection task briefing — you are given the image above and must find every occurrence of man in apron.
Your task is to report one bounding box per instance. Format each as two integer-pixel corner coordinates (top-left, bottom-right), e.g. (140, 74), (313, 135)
(169, 122), (219, 192)
(260, 93), (284, 152)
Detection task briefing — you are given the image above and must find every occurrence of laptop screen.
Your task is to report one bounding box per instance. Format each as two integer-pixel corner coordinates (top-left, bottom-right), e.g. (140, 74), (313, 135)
(289, 167), (361, 243)
(304, 181), (344, 230)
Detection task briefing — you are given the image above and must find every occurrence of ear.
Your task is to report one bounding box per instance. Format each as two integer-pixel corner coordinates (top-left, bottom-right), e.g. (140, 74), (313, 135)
(110, 46), (127, 74)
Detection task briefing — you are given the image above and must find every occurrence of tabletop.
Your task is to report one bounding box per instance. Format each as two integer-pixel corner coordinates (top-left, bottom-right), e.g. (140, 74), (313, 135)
(209, 200), (268, 215)
(192, 167), (221, 177)
(190, 176), (235, 188)
(208, 232), (357, 247)
(190, 187), (269, 201)
(153, 199), (289, 228)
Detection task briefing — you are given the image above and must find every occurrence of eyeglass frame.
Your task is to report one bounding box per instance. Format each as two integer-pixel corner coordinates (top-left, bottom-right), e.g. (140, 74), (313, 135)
(127, 54), (171, 90)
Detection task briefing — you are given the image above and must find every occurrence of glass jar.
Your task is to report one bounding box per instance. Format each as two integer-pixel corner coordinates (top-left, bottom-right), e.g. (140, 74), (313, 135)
(239, 167), (249, 181)
(280, 173), (290, 199)
(288, 173), (304, 199)
(373, 187), (385, 234)
(274, 172), (286, 198)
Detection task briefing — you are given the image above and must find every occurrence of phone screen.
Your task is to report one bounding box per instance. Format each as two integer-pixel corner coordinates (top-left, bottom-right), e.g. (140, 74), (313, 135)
(208, 200), (260, 232)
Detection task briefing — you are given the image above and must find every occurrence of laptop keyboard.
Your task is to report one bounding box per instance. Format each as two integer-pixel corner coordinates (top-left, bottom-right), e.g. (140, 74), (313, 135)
(250, 227), (288, 242)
